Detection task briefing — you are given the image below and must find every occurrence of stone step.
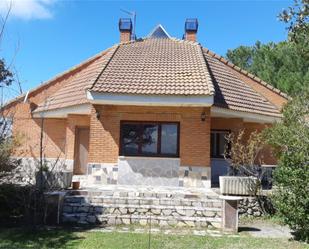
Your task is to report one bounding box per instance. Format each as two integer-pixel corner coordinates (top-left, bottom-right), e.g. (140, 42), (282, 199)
(64, 196), (222, 208)
(66, 190), (219, 200)
(62, 213), (222, 228)
(62, 203), (222, 218)
(63, 202), (222, 212)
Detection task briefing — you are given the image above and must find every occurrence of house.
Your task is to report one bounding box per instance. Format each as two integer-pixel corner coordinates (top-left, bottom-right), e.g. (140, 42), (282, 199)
(2, 18), (288, 188)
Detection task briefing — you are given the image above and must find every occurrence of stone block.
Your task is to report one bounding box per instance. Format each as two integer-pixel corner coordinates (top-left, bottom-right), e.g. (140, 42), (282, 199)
(160, 199), (171, 205)
(151, 208), (161, 215)
(152, 199), (160, 205)
(150, 219), (159, 225)
(140, 199), (152, 205)
(202, 210), (215, 217)
(185, 221), (195, 227)
(192, 201), (202, 207)
(167, 219), (177, 226)
(107, 217), (116, 226)
(128, 199), (139, 205)
(63, 206), (72, 213)
(95, 206), (104, 214)
(119, 208), (128, 214)
(86, 215), (96, 224)
(176, 208), (186, 216)
(139, 219), (148, 226)
(176, 221), (187, 227)
(122, 218), (131, 225)
(113, 209), (121, 215)
(128, 208), (136, 214)
(78, 206), (89, 213)
(162, 209), (172, 216)
(185, 209), (196, 217)
(159, 220), (168, 227)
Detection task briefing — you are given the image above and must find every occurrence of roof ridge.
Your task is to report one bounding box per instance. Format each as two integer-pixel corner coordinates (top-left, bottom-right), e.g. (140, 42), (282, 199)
(1, 47), (115, 110)
(203, 48), (289, 99)
(198, 45), (215, 95)
(170, 37), (200, 46)
(88, 44), (120, 91)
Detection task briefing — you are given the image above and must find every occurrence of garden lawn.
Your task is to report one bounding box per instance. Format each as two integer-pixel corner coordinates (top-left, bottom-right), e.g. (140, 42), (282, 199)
(0, 228), (307, 249)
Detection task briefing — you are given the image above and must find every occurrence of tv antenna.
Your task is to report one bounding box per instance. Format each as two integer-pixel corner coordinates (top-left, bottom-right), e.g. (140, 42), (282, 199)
(120, 9), (136, 40)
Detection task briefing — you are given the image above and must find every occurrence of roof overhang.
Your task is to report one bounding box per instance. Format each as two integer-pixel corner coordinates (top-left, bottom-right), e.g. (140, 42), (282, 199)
(32, 104), (91, 118)
(211, 106), (282, 124)
(87, 91), (214, 107)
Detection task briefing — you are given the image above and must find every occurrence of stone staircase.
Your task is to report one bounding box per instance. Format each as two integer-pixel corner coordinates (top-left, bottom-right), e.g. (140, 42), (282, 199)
(61, 187), (222, 228)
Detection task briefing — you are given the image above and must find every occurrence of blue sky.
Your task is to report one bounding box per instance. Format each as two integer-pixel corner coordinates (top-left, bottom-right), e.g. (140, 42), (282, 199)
(1, 0), (291, 100)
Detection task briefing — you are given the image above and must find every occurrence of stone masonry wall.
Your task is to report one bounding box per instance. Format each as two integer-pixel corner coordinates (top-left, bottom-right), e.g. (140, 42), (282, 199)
(238, 196), (274, 217)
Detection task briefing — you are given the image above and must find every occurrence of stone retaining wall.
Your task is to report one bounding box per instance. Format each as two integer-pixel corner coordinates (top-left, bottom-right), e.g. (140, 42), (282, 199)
(238, 196), (274, 217)
(61, 189), (222, 228)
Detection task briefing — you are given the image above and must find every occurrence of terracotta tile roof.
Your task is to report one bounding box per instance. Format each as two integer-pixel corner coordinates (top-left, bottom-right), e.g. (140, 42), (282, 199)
(203, 49), (288, 99)
(203, 49), (282, 117)
(90, 38), (214, 95)
(34, 46), (118, 112)
(31, 37), (286, 118)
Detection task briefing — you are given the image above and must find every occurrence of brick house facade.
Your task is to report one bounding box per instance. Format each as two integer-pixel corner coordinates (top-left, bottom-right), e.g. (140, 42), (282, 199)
(2, 19), (288, 188)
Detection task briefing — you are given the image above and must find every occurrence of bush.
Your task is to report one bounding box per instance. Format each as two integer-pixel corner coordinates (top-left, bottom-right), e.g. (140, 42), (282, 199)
(265, 89), (309, 241)
(0, 184), (32, 225)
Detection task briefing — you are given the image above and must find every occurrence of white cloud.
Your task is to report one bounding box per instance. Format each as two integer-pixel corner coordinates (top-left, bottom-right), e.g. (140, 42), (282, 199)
(0, 0), (56, 20)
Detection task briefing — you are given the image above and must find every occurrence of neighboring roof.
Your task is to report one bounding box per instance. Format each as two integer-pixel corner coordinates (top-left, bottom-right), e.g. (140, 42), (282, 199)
(91, 38), (214, 95)
(148, 25), (171, 39)
(203, 49), (283, 117)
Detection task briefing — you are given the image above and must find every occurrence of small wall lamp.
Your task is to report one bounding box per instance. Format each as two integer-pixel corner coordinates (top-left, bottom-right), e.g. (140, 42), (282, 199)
(201, 111), (206, 122)
(96, 109), (100, 120)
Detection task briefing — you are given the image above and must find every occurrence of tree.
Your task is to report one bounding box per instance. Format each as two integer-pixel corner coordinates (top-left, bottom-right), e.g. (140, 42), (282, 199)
(226, 0), (309, 96)
(265, 90), (309, 241)
(226, 41), (309, 95)
(279, 0), (309, 45)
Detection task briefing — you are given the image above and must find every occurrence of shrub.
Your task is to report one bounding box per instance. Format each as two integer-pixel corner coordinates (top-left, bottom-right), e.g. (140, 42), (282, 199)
(265, 89), (309, 241)
(224, 129), (265, 178)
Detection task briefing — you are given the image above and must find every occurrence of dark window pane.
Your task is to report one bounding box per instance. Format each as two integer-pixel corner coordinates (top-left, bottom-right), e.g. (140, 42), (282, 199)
(210, 133), (216, 157)
(218, 133), (226, 157)
(211, 131), (229, 158)
(122, 124), (140, 155)
(161, 124), (178, 155)
(141, 124), (158, 154)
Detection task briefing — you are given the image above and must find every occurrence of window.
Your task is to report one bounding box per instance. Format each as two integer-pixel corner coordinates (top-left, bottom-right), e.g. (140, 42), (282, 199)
(211, 130), (230, 158)
(120, 122), (179, 157)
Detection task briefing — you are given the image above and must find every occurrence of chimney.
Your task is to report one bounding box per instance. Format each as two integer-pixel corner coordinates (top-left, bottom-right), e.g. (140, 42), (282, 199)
(184, 18), (198, 42)
(119, 18), (132, 43)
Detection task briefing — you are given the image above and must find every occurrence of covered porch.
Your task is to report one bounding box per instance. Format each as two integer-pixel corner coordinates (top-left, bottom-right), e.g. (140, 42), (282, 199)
(66, 104), (278, 189)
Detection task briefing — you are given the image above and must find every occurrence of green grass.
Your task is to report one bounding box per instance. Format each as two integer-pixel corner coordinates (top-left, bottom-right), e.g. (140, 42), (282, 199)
(0, 228), (307, 249)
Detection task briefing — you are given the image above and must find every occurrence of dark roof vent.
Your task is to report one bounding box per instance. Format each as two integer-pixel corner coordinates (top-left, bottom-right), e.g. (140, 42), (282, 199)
(119, 18), (132, 32)
(185, 18), (198, 32)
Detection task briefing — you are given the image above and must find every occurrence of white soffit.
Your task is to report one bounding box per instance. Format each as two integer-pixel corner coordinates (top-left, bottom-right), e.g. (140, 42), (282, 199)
(32, 104), (91, 118)
(87, 91), (214, 107)
(211, 106), (281, 124)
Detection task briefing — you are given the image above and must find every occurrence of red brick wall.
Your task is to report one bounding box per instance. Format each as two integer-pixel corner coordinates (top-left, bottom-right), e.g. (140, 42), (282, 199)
(10, 102), (67, 159)
(88, 105), (211, 167)
(120, 31), (131, 43)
